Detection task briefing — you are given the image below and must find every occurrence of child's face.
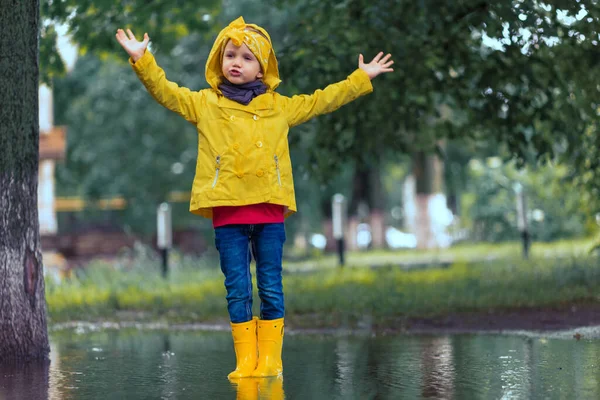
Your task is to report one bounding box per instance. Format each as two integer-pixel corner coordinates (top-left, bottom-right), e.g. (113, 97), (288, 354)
(222, 40), (263, 85)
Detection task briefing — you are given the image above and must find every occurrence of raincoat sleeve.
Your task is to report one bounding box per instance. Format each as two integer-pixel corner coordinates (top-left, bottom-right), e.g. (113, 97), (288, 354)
(130, 51), (204, 125)
(281, 69), (373, 128)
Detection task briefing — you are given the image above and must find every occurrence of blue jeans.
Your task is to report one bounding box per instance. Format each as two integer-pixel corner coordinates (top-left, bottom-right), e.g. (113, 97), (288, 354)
(214, 223), (286, 323)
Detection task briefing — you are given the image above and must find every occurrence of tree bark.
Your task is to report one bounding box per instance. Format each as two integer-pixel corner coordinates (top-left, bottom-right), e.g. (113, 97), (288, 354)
(411, 151), (446, 249)
(348, 161), (386, 249)
(0, 0), (50, 361)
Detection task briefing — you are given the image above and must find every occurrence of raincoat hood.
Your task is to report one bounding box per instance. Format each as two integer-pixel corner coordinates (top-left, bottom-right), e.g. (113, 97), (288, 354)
(205, 16), (281, 92)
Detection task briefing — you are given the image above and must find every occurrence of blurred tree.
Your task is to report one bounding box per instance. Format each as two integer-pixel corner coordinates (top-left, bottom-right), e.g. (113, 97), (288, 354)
(461, 159), (589, 242)
(53, 37), (210, 234)
(268, 0), (600, 244)
(271, 0), (599, 167)
(40, 0), (220, 83)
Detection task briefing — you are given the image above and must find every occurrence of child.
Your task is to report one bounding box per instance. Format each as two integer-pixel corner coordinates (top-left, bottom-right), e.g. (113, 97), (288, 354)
(115, 16), (393, 379)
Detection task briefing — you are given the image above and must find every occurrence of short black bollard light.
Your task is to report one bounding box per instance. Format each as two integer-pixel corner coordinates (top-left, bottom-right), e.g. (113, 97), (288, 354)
(157, 202), (172, 278)
(331, 194), (347, 267)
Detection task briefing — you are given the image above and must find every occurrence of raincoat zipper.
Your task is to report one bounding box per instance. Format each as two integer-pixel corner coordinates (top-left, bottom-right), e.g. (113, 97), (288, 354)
(274, 155), (282, 187)
(212, 155), (221, 188)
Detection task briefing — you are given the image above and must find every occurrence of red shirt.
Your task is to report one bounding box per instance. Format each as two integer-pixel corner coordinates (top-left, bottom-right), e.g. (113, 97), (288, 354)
(212, 203), (285, 228)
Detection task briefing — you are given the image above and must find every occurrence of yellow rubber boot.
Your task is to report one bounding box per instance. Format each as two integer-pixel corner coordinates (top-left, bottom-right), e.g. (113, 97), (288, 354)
(252, 318), (284, 377)
(228, 317), (258, 379)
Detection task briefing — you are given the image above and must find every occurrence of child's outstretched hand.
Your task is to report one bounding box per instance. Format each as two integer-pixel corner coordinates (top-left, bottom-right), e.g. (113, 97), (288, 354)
(115, 29), (150, 63)
(358, 52), (394, 80)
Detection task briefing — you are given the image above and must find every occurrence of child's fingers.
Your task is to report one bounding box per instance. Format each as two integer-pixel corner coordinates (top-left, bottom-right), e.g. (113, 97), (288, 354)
(115, 29), (126, 41)
(380, 53), (392, 64)
(358, 54), (364, 65)
(115, 31), (128, 46)
(126, 28), (136, 41)
(372, 51), (384, 63)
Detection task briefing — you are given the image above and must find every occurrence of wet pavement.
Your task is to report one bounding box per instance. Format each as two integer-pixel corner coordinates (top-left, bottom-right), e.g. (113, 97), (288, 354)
(1, 325), (599, 399)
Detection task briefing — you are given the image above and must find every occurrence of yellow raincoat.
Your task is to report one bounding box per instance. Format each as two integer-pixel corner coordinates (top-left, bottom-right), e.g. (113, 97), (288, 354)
(130, 17), (373, 219)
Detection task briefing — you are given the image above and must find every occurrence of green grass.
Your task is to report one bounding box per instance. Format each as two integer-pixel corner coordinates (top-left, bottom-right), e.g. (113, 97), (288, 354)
(283, 237), (596, 272)
(45, 239), (600, 328)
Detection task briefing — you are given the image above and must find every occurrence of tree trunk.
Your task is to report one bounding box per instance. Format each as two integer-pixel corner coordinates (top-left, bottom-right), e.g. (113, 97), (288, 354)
(349, 161), (386, 249)
(0, 0), (50, 361)
(409, 151), (447, 249)
(367, 167), (386, 249)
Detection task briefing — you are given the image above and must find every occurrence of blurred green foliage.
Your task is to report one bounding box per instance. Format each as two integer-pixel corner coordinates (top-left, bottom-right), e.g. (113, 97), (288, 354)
(53, 35), (210, 234)
(44, 0), (600, 239)
(46, 243), (600, 325)
(271, 0), (600, 221)
(40, 0), (220, 82)
(459, 158), (592, 242)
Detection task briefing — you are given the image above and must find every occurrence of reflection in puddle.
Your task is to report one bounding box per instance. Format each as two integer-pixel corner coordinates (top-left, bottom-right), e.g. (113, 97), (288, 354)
(0, 359), (50, 400)
(1, 329), (599, 399)
(420, 337), (454, 399)
(229, 376), (284, 400)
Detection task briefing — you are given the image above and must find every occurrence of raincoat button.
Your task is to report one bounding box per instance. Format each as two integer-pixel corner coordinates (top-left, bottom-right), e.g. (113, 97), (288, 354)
(256, 169), (264, 177)
(256, 141), (263, 148)
(253, 115), (259, 121)
(230, 115), (235, 121)
(236, 172), (243, 178)
(233, 143), (240, 150)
